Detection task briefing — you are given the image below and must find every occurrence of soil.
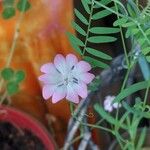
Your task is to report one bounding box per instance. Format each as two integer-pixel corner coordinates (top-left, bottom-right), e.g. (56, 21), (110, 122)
(0, 121), (46, 150)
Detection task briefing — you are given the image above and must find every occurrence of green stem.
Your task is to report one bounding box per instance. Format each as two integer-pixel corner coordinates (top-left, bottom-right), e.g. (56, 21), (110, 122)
(114, 2), (130, 67)
(74, 116), (113, 133)
(69, 102), (75, 115)
(121, 67), (131, 91)
(143, 86), (149, 105)
(82, 0), (94, 57)
(115, 131), (125, 149)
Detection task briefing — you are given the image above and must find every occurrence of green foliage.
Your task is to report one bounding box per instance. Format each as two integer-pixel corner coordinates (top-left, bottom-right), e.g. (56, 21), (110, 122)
(68, 0), (150, 149)
(1, 68), (14, 80)
(89, 27), (120, 34)
(17, 0), (31, 12)
(1, 0), (31, 19)
(67, 0), (120, 69)
(14, 70), (25, 83)
(88, 36), (117, 43)
(92, 6), (115, 19)
(2, 7), (16, 19)
(7, 81), (19, 95)
(141, 0), (150, 17)
(2, 0), (15, 6)
(112, 0), (150, 62)
(94, 103), (126, 129)
(113, 80), (150, 103)
(88, 76), (100, 91)
(0, 68), (25, 95)
(84, 56), (109, 68)
(85, 47), (112, 60)
(136, 128), (146, 150)
(94, 104), (117, 125)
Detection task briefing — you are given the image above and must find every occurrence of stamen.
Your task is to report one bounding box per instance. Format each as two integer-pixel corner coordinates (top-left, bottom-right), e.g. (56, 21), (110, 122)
(71, 65), (75, 70)
(73, 77), (78, 84)
(56, 68), (61, 73)
(58, 83), (64, 87)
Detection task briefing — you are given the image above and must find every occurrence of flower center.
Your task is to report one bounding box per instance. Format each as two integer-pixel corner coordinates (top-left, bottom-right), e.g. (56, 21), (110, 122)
(62, 73), (78, 86)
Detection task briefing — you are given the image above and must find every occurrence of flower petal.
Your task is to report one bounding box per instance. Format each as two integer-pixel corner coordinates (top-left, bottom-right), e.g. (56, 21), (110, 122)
(54, 54), (67, 74)
(73, 61), (92, 74)
(73, 82), (88, 99)
(77, 73), (95, 84)
(40, 63), (58, 74)
(66, 54), (78, 70)
(42, 85), (56, 100)
(66, 84), (79, 103)
(38, 74), (62, 84)
(52, 85), (67, 103)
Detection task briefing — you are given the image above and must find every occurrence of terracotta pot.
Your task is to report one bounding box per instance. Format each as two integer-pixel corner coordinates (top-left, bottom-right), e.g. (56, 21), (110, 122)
(109, 128), (150, 150)
(0, 105), (56, 150)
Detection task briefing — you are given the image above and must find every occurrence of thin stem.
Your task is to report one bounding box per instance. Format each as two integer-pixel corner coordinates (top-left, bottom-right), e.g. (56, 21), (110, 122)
(74, 116), (113, 133)
(114, 2), (129, 67)
(115, 131), (125, 149)
(121, 67), (131, 91)
(82, 0), (94, 57)
(0, 91), (7, 104)
(70, 102), (75, 115)
(64, 134), (84, 149)
(143, 86), (149, 105)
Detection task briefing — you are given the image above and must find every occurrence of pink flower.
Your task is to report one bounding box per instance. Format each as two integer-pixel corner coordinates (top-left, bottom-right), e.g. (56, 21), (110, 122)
(38, 54), (95, 103)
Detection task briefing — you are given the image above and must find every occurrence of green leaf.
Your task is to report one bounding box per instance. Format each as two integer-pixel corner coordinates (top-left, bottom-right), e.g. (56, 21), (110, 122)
(84, 56), (109, 69)
(131, 28), (139, 35)
(88, 36), (117, 43)
(90, 27), (120, 34)
(85, 0), (92, 4)
(94, 104), (117, 125)
(88, 76), (100, 92)
(122, 21), (136, 27)
(15, 70), (25, 82)
(142, 47), (150, 55)
(113, 17), (128, 26)
(92, 7), (115, 20)
(145, 28), (150, 35)
(86, 47), (112, 60)
(113, 81), (150, 103)
(81, 0), (90, 14)
(113, 0), (128, 15)
(2, 0), (15, 7)
(66, 32), (84, 47)
(136, 128), (146, 150)
(100, 0), (112, 6)
(138, 38), (146, 46)
(127, 3), (136, 17)
(138, 56), (150, 80)
(122, 102), (134, 113)
(72, 21), (86, 36)
(74, 9), (88, 25)
(2, 7), (15, 19)
(94, 0), (111, 8)
(146, 56), (150, 63)
(66, 32), (82, 55)
(119, 111), (130, 125)
(17, 0), (31, 12)
(7, 81), (19, 95)
(1, 68), (14, 80)
(125, 28), (131, 38)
